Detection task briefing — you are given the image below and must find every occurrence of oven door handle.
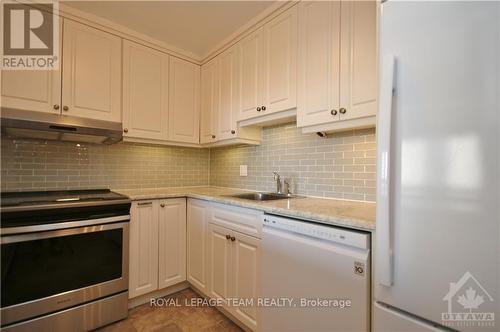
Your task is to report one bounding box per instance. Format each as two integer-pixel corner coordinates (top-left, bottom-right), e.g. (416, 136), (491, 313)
(1, 221), (128, 244)
(0, 215), (130, 236)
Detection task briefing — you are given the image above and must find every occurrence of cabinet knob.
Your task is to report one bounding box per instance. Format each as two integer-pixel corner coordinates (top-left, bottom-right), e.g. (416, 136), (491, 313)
(339, 108), (347, 114)
(226, 234), (231, 240)
(123, 128), (129, 133)
(62, 105), (69, 111)
(212, 135), (216, 139)
(256, 107), (261, 112)
(160, 203), (165, 208)
(261, 106), (266, 111)
(331, 109), (338, 116)
(53, 104), (60, 110)
(230, 236), (236, 242)
(231, 130), (236, 135)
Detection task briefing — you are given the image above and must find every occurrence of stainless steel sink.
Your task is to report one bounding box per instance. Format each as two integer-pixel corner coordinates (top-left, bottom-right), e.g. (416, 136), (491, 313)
(228, 192), (293, 201)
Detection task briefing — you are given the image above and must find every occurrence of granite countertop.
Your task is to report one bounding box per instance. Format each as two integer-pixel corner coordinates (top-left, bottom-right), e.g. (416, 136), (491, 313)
(114, 186), (376, 231)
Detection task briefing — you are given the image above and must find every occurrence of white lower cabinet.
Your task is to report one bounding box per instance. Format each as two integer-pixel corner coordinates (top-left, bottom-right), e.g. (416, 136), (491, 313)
(207, 223), (261, 331)
(129, 198), (186, 298)
(231, 230), (261, 330)
(207, 223), (233, 302)
(187, 199), (262, 331)
(130, 198), (261, 330)
(186, 198), (210, 295)
(129, 200), (159, 298)
(158, 198), (187, 289)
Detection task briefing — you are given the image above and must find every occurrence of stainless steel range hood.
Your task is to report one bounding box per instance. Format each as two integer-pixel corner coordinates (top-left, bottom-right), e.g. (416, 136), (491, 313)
(1, 108), (123, 144)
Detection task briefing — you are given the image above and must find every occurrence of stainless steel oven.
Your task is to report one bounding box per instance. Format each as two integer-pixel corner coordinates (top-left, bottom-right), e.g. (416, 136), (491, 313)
(0, 190), (131, 331)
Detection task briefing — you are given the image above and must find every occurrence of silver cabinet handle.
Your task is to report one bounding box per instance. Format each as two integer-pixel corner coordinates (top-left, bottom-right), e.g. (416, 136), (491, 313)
(137, 202), (152, 206)
(63, 106), (69, 111)
(339, 108), (347, 114)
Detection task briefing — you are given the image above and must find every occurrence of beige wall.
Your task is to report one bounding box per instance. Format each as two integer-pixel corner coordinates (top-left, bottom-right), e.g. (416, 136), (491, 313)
(1, 138), (209, 191)
(1, 123), (376, 201)
(210, 123), (376, 202)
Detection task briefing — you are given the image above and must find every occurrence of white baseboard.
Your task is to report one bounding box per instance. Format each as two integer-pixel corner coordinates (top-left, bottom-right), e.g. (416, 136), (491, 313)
(127, 281), (190, 309)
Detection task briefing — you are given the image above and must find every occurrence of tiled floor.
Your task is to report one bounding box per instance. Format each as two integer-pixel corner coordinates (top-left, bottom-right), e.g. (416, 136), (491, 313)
(97, 289), (243, 332)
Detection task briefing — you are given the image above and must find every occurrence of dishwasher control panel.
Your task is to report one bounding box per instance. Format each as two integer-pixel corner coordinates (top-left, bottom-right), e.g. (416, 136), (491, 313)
(263, 215), (369, 249)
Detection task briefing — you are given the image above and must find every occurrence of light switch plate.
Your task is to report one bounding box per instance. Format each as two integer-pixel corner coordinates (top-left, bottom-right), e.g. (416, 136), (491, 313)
(240, 165), (248, 176)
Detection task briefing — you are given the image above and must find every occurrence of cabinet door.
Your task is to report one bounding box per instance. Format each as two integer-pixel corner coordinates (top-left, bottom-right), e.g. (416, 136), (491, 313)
(168, 57), (200, 143)
(129, 201), (159, 298)
(339, 0), (377, 121)
(263, 6), (298, 114)
(207, 223), (232, 304)
(158, 198), (186, 289)
(61, 20), (121, 122)
(218, 46), (240, 140)
(239, 28), (265, 121)
(1, 70), (61, 114)
(187, 199), (210, 295)
(231, 231), (261, 331)
(200, 59), (219, 144)
(123, 41), (169, 140)
(297, 1), (341, 127)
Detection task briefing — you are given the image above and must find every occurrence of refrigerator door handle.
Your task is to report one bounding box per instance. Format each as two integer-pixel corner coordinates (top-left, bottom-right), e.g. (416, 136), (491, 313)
(376, 54), (395, 287)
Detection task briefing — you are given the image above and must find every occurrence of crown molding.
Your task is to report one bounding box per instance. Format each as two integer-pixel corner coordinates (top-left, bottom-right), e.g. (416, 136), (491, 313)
(58, 2), (203, 65)
(22, 1), (300, 66)
(200, 0), (299, 64)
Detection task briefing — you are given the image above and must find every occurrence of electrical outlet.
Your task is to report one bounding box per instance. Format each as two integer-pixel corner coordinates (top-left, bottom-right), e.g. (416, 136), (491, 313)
(240, 165), (248, 176)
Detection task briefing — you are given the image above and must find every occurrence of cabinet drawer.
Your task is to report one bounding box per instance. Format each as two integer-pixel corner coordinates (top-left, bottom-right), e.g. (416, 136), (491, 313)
(210, 203), (263, 238)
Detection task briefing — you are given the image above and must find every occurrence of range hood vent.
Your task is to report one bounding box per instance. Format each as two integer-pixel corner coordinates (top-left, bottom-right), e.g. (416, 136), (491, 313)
(1, 108), (123, 144)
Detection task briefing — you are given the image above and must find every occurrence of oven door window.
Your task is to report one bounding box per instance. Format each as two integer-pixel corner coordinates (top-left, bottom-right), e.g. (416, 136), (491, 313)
(1, 228), (123, 308)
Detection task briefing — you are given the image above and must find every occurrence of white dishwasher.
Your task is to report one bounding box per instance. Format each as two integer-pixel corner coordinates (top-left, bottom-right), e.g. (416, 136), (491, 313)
(262, 214), (370, 332)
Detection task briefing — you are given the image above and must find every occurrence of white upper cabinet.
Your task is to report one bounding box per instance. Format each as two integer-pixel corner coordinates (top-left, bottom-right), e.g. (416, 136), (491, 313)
(339, 0), (377, 121)
(123, 40), (169, 141)
(297, 0), (377, 133)
(297, 0), (341, 127)
(62, 20), (122, 122)
(1, 16), (62, 115)
(200, 58), (219, 144)
(123, 44), (201, 146)
(263, 6), (298, 115)
(1, 19), (122, 123)
(218, 46), (240, 140)
(238, 28), (265, 121)
(200, 46), (261, 147)
(168, 57), (200, 144)
(1, 70), (61, 114)
(237, 8), (298, 126)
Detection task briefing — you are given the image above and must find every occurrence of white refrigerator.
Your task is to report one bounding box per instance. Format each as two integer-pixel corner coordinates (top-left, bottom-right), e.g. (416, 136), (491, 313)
(375, 1), (499, 331)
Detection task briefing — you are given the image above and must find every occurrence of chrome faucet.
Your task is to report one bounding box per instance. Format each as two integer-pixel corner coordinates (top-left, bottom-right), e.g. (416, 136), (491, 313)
(273, 171), (282, 194)
(283, 178), (292, 196)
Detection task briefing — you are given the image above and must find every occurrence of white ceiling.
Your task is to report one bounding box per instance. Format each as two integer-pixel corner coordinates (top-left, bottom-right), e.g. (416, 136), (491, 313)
(64, 1), (275, 59)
